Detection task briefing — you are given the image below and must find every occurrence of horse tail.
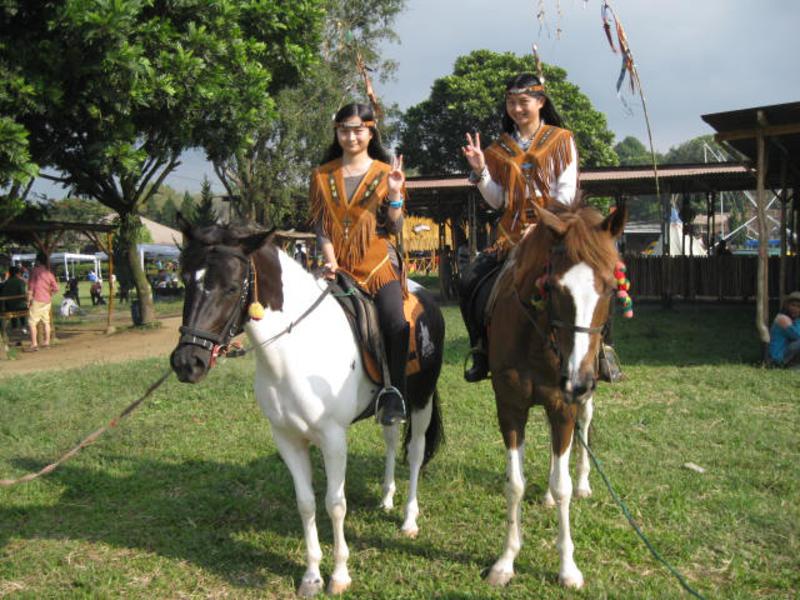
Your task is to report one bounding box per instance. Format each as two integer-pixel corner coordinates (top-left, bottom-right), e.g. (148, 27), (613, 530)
(403, 388), (444, 468)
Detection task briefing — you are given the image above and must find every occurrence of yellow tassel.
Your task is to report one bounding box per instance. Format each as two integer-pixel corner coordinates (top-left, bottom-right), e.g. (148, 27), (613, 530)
(248, 302), (265, 321)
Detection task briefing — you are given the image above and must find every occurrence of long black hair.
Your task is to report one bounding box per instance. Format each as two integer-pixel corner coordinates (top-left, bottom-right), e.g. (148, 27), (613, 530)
(321, 103), (393, 165)
(501, 73), (565, 134)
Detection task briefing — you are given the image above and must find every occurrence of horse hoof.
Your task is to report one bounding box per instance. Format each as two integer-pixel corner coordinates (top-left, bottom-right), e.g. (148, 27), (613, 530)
(574, 486), (592, 499)
(486, 567), (514, 587)
(400, 525), (419, 539)
(327, 578), (351, 595)
(542, 492), (556, 507)
(297, 577), (324, 597)
(559, 568), (584, 589)
(381, 499), (394, 512)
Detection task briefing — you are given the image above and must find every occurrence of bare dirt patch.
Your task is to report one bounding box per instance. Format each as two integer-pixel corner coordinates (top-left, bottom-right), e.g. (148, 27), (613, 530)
(0, 317), (182, 378)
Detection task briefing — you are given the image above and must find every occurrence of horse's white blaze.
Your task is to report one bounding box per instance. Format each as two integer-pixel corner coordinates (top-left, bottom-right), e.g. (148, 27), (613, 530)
(560, 262), (600, 385)
(194, 268), (206, 283)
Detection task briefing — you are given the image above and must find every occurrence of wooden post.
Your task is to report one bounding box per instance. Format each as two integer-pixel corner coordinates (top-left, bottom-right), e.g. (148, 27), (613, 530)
(106, 231), (116, 334)
(778, 157), (788, 304)
(661, 185), (672, 307)
(755, 124), (770, 359)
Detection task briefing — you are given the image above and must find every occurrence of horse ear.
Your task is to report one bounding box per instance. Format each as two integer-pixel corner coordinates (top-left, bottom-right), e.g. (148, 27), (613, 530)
(601, 203), (628, 238)
(533, 204), (567, 236)
(240, 227), (276, 255)
(176, 212), (193, 240)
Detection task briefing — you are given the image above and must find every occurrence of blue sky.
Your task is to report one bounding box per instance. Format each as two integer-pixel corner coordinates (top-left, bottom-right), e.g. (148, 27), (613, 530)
(32, 0), (800, 198)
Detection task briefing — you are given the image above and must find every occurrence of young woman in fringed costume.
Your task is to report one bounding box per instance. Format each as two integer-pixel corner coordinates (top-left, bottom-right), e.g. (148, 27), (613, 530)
(460, 73), (578, 382)
(309, 102), (409, 425)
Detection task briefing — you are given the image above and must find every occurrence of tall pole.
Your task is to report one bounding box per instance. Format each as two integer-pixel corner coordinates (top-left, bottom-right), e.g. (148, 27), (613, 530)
(755, 124), (770, 359)
(779, 157), (788, 304)
(106, 231), (116, 334)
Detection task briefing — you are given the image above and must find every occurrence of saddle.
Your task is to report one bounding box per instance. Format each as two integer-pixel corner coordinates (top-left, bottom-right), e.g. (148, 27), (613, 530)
(330, 272), (423, 385)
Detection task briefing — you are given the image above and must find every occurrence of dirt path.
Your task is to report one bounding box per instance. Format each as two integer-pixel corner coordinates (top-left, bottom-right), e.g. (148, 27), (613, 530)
(0, 317), (182, 378)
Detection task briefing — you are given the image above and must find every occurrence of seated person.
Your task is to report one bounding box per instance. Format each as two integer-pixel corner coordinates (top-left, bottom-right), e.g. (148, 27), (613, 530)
(769, 291), (800, 367)
(65, 277), (80, 306)
(0, 266), (28, 330)
(90, 281), (106, 305)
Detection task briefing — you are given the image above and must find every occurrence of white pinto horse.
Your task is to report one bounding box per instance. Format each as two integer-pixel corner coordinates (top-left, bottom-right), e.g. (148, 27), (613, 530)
(170, 223), (444, 596)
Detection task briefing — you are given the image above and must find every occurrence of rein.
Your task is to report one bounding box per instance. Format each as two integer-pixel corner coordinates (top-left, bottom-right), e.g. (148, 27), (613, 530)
(178, 246), (334, 363)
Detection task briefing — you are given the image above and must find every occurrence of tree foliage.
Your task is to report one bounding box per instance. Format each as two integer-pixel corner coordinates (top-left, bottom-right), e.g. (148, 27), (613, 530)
(193, 176), (219, 226)
(614, 135), (662, 166)
(0, 0), (325, 323)
(398, 50), (618, 175)
(214, 0), (407, 227)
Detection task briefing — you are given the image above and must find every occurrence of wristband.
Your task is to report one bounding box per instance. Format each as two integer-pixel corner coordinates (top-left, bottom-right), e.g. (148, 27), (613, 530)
(388, 198), (404, 209)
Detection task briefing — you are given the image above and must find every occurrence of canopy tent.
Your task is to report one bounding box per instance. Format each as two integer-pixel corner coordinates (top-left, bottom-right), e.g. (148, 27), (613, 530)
(95, 243), (181, 269)
(650, 208), (707, 256)
(11, 252), (103, 281)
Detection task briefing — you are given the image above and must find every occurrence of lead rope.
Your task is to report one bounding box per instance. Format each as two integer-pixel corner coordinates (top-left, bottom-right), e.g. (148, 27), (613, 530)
(573, 424), (706, 599)
(1, 277), (334, 488)
(0, 369), (173, 487)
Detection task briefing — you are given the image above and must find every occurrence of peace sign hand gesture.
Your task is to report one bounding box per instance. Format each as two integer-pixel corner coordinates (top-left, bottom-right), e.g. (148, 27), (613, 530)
(462, 132), (485, 175)
(387, 154), (405, 197)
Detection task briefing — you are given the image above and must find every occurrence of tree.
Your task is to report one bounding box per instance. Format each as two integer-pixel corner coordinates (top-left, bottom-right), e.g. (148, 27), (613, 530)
(46, 197), (110, 250)
(663, 135), (730, 164)
(160, 199), (179, 229)
(193, 176), (219, 226)
(179, 191), (196, 224)
(398, 50), (618, 175)
(614, 136), (662, 166)
(213, 0), (407, 227)
(1, 0), (325, 324)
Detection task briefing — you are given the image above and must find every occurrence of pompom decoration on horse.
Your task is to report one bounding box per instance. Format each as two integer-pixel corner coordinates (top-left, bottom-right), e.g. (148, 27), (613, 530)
(614, 260), (634, 318)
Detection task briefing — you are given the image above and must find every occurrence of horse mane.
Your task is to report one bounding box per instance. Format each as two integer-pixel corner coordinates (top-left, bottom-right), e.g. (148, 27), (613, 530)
(511, 204), (620, 293)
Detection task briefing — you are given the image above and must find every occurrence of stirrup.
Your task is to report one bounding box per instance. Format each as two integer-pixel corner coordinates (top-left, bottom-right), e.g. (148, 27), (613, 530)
(599, 344), (624, 383)
(374, 386), (407, 426)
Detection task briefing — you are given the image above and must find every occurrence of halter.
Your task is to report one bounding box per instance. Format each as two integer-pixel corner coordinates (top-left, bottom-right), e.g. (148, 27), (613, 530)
(178, 246), (253, 358)
(515, 243), (612, 374)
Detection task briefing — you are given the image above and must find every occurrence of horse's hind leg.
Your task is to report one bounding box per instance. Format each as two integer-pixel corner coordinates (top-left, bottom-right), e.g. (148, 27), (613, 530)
(548, 412), (584, 589)
(319, 427), (352, 595)
(272, 430), (324, 597)
(380, 423), (400, 511)
(573, 396), (593, 498)
(401, 396), (433, 538)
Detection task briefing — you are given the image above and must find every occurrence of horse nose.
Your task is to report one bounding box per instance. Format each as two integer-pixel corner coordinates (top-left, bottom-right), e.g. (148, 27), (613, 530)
(170, 345), (209, 383)
(560, 374), (596, 404)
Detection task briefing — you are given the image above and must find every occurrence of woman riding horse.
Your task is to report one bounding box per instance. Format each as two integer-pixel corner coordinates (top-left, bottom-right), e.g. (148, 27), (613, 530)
(459, 73), (578, 382)
(309, 102), (409, 426)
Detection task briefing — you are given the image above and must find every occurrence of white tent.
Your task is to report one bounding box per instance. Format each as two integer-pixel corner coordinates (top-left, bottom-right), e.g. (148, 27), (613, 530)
(12, 252), (102, 280)
(95, 243), (181, 269)
(651, 207), (708, 256)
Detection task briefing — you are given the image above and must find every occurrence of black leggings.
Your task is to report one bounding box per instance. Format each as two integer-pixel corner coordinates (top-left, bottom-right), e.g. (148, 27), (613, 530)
(375, 280), (407, 335)
(458, 251), (503, 346)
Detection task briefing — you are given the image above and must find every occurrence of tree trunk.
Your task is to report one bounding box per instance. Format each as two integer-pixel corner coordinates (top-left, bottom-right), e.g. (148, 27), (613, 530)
(120, 212), (157, 325)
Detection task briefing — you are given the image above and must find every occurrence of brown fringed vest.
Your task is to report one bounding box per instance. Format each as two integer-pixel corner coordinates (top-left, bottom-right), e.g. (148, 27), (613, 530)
(309, 159), (406, 295)
(484, 125), (574, 257)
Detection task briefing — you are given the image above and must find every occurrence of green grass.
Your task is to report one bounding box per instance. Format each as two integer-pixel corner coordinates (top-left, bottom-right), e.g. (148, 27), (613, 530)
(1, 303), (798, 598)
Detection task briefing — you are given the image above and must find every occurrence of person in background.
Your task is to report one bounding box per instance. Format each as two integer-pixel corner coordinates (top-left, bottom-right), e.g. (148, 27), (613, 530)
(26, 253), (59, 351)
(769, 291), (800, 367)
(0, 266), (28, 332)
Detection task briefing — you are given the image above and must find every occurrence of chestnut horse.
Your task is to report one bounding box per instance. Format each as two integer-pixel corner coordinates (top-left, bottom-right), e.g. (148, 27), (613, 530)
(170, 222), (444, 596)
(484, 202), (627, 589)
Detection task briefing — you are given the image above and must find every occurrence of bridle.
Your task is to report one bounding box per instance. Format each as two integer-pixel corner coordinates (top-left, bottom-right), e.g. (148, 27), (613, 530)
(515, 242), (613, 374)
(177, 245), (253, 360)
(176, 245), (333, 366)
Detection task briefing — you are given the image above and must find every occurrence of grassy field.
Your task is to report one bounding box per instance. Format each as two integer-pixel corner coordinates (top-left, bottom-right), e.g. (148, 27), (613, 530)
(1, 301), (798, 598)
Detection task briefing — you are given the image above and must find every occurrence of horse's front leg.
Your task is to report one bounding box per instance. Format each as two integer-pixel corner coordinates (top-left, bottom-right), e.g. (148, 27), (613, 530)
(400, 397), (433, 539)
(319, 427), (351, 595)
(272, 430), (324, 597)
(487, 401), (529, 587)
(380, 422), (399, 511)
(574, 396), (593, 498)
(548, 408), (584, 589)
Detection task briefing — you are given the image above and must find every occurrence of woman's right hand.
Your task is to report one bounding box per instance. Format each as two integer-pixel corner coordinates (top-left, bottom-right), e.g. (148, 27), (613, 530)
(323, 262), (338, 281)
(462, 132), (485, 174)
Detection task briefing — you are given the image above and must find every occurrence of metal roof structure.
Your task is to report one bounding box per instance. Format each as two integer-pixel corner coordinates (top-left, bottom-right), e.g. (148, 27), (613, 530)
(702, 101), (800, 184)
(404, 162), (757, 216)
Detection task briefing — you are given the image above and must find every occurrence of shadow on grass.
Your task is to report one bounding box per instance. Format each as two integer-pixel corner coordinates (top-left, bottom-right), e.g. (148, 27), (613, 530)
(0, 448), (480, 590)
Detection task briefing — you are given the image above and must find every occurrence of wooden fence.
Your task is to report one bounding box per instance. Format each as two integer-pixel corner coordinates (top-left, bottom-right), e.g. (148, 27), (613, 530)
(625, 256), (800, 301)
